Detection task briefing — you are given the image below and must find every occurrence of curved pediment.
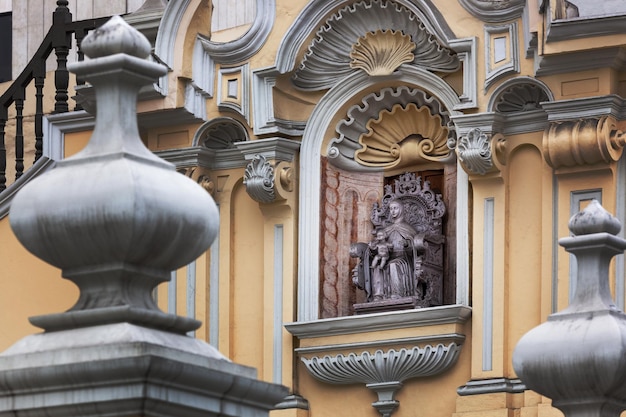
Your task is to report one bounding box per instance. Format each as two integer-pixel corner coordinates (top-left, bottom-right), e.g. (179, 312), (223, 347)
(292, 0), (459, 91)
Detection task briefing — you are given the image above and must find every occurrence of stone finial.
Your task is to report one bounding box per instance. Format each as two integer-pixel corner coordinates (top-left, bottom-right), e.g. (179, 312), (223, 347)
(512, 201), (626, 417)
(9, 16), (218, 334)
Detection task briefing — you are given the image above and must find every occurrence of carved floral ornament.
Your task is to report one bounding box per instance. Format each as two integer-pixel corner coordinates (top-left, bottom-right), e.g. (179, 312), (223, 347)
(543, 116), (626, 169)
(292, 0), (459, 90)
(456, 128), (506, 175)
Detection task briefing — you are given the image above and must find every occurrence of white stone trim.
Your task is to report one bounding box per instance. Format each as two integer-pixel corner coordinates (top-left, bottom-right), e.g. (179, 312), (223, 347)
(449, 37), (477, 110)
(484, 22), (520, 91)
(482, 197), (495, 372)
(297, 66), (464, 321)
(209, 220), (220, 348)
(273, 225), (284, 384)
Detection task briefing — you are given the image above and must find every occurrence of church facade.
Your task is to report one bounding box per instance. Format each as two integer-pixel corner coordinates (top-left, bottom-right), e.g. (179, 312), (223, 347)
(1, 1), (626, 416)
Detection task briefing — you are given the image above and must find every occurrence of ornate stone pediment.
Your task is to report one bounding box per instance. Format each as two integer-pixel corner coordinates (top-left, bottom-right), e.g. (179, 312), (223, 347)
(292, 0), (459, 91)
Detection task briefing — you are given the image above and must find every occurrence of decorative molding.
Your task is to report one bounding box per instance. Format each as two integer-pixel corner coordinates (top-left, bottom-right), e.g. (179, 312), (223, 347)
(295, 333), (466, 354)
(193, 117), (249, 149)
(535, 47), (626, 76)
(301, 344), (462, 417)
(243, 155), (276, 203)
(328, 86), (454, 172)
(483, 197), (495, 372)
(541, 95), (626, 122)
(297, 66), (462, 321)
(543, 116), (626, 169)
(275, 0), (458, 75)
(237, 138), (300, 203)
(292, 0), (459, 91)
(197, 0), (275, 64)
(273, 225), (284, 384)
(491, 81), (551, 113)
(285, 304), (472, 338)
(484, 22), (520, 91)
(458, 0), (525, 22)
(350, 29), (416, 76)
(449, 37), (478, 110)
(218, 64), (251, 123)
(545, 0), (626, 43)
(457, 378), (526, 396)
(456, 128), (505, 175)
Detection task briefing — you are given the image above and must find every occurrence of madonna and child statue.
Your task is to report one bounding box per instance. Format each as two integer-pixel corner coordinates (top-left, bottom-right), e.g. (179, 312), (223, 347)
(350, 172), (446, 314)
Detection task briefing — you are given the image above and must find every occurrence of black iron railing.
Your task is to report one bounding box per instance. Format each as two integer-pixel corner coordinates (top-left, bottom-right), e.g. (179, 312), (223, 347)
(0, 1), (108, 192)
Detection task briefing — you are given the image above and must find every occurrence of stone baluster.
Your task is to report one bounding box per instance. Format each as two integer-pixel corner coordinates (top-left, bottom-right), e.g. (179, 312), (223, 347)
(0, 16), (287, 417)
(513, 200), (626, 417)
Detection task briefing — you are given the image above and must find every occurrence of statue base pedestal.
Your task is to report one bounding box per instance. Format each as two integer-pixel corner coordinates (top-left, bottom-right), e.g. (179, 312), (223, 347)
(354, 297), (420, 315)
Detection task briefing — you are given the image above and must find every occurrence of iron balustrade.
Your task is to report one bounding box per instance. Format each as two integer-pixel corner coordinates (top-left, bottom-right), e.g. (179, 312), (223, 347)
(0, 0), (108, 192)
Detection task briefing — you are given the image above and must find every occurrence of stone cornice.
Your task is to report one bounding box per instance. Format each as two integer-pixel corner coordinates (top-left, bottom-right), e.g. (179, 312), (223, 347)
(541, 95), (626, 122)
(235, 137), (301, 162)
(285, 305), (471, 339)
(536, 47), (626, 76)
(547, 14), (626, 42)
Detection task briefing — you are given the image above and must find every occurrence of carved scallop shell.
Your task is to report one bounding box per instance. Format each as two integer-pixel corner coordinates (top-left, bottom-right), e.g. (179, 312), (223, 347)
(354, 103), (451, 169)
(350, 29), (415, 76)
(292, 0), (459, 90)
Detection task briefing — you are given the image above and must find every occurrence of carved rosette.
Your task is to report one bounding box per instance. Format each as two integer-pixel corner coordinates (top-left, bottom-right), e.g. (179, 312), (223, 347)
(350, 29), (415, 76)
(456, 128), (501, 175)
(302, 344), (462, 417)
(244, 154), (276, 203)
(543, 116), (626, 169)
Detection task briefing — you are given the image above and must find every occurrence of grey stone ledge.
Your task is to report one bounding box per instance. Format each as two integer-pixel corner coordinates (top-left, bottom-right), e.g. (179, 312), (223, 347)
(541, 95), (626, 122)
(295, 333), (466, 354)
(235, 137), (301, 162)
(547, 14), (626, 42)
(457, 378), (526, 396)
(284, 304), (471, 339)
(535, 47), (626, 76)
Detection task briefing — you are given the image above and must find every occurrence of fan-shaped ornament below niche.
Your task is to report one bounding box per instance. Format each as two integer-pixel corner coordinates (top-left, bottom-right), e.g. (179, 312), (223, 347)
(350, 29), (415, 76)
(354, 103), (452, 169)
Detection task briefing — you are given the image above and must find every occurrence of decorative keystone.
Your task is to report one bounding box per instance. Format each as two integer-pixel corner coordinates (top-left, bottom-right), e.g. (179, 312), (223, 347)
(513, 200), (626, 417)
(9, 16), (219, 334)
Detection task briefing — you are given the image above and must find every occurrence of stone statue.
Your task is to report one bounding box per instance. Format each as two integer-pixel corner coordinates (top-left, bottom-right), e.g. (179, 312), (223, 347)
(351, 172), (446, 313)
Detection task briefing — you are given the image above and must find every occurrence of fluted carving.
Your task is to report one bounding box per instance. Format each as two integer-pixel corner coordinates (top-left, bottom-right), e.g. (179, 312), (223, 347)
(302, 343), (461, 417)
(456, 128), (504, 175)
(244, 154), (276, 203)
(350, 29), (415, 76)
(328, 86), (454, 171)
(292, 0), (458, 90)
(543, 116), (626, 169)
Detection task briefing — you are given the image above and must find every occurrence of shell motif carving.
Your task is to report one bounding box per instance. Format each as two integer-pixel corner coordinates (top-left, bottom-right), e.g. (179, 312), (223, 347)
(354, 103), (452, 169)
(350, 29), (415, 76)
(292, 0), (459, 90)
(456, 128), (493, 175)
(243, 154), (276, 203)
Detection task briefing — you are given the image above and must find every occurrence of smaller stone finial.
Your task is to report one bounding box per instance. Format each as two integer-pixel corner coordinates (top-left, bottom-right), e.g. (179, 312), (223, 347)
(513, 201), (626, 417)
(568, 199), (621, 236)
(80, 15), (151, 58)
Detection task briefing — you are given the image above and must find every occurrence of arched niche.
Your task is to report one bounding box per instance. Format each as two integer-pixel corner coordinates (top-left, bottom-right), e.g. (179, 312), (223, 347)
(297, 66), (469, 321)
(192, 117), (249, 149)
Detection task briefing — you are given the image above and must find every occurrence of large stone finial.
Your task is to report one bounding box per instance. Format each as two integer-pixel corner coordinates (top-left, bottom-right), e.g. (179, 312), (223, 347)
(9, 16), (219, 334)
(513, 201), (626, 417)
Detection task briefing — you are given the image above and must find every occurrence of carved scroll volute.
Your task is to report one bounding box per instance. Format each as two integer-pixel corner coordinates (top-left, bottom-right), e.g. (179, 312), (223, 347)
(456, 128), (507, 175)
(243, 154), (295, 203)
(543, 116), (626, 169)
